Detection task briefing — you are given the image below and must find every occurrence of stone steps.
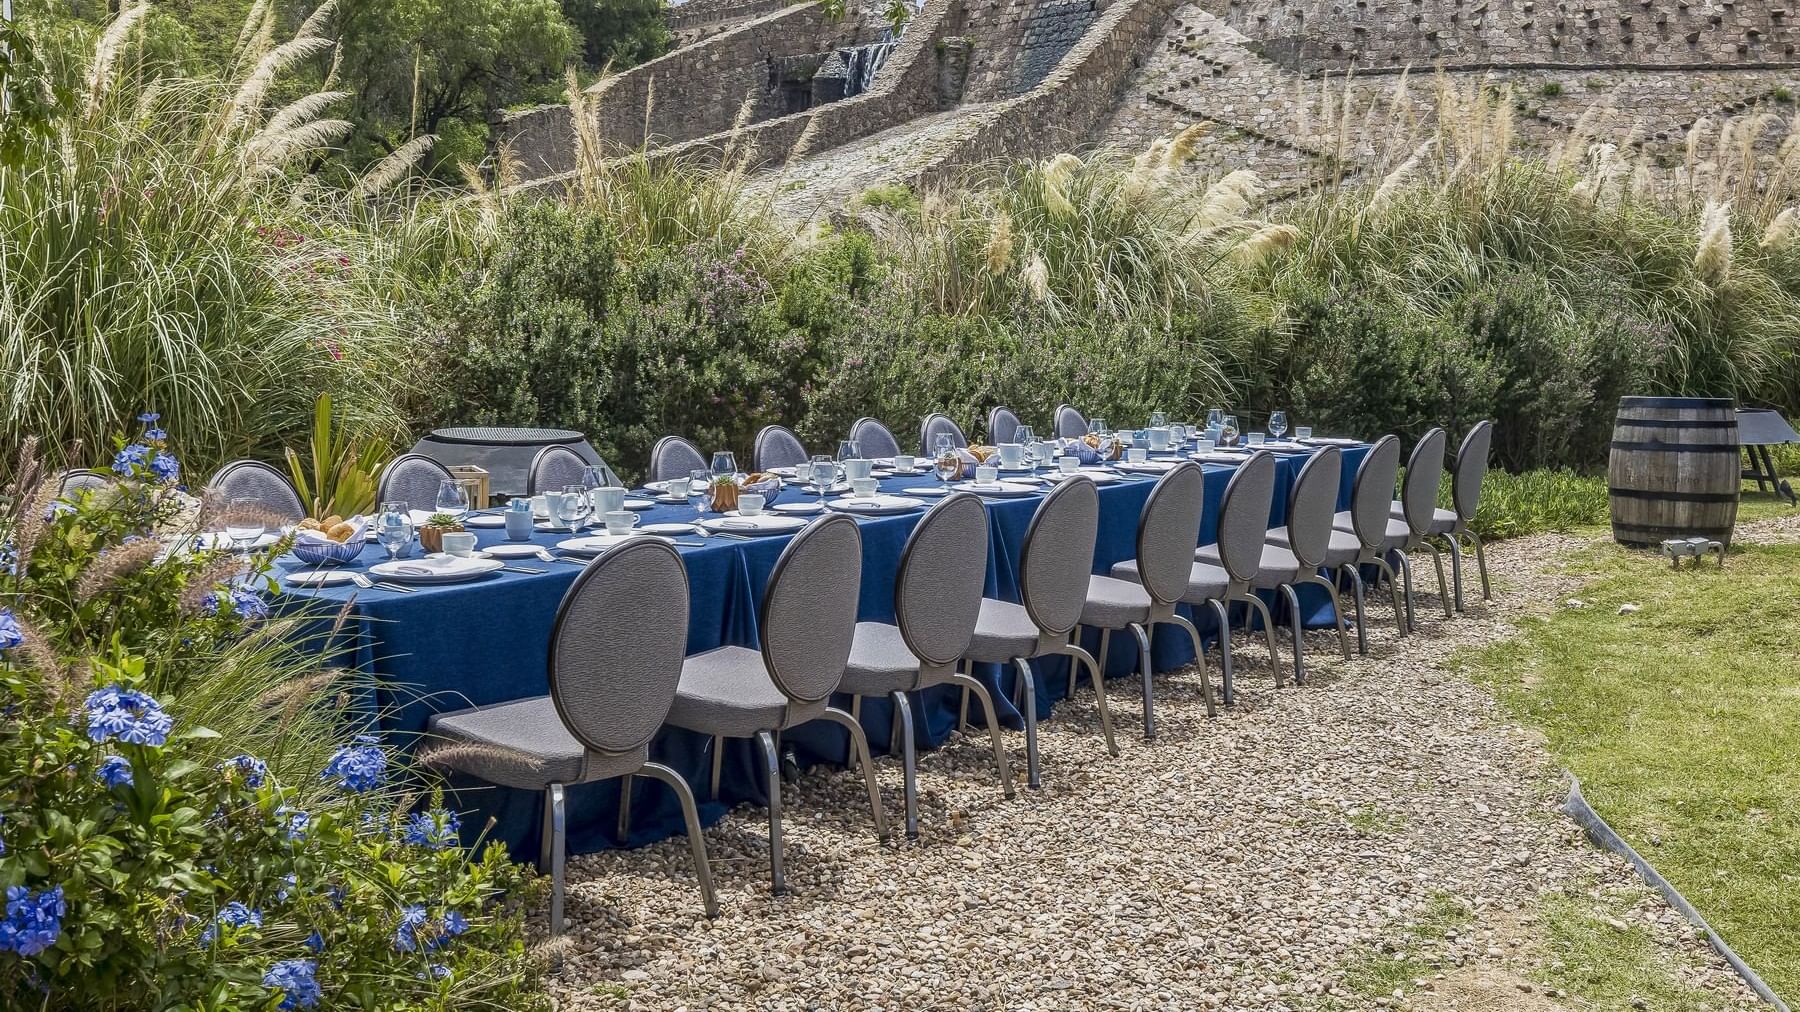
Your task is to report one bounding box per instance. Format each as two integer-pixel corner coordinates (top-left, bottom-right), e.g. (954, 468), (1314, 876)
(746, 104), (1002, 217)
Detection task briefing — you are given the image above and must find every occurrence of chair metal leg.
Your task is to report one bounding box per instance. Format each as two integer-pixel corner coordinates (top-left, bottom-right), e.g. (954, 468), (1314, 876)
(1277, 583), (1306, 686)
(1012, 659), (1041, 788)
(634, 762), (719, 917)
(819, 707), (891, 843)
(1207, 598), (1235, 705)
(1168, 612), (1217, 717)
(1342, 564), (1368, 656)
(1053, 642), (1119, 755)
(617, 772), (634, 842)
(1067, 626), (1084, 698)
(947, 672), (1016, 798)
(957, 685), (970, 733)
(887, 690), (919, 839)
(1373, 554), (1408, 635)
(1443, 534), (1465, 613)
(1304, 572), (1352, 660)
(1236, 591), (1283, 688)
(1469, 530), (1491, 600)
(1128, 622), (1155, 739)
(543, 783), (566, 935)
(754, 730), (784, 895)
(1097, 627), (1112, 685)
(1425, 542), (1452, 618)
(709, 734), (724, 799)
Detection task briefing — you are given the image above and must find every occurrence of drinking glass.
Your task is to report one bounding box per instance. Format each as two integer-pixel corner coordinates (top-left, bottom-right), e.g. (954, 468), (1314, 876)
(224, 498), (264, 553)
(1170, 422), (1187, 445)
(1269, 410), (1289, 441)
(710, 451), (737, 481)
(1148, 410), (1166, 430)
(1207, 407), (1224, 430)
(560, 485), (592, 530)
(689, 469), (712, 519)
(1221, 414), (1239, 446)
(376, 504), (411, 561)
(934, 447), (961, 488)
(810, 455), (838, 507)
(837, 439), (860, 462)
(1296, 426), (1313, 441)
(435, 479), (470, 520)
(1016, 425), (1037, 469)
(933, 432), (955, 457)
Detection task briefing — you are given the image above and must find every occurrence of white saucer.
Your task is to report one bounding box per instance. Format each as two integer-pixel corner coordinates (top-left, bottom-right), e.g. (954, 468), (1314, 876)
(641, 522), (697, 535)
(482, 543), (548, 559)
(772, 502), (825, 514)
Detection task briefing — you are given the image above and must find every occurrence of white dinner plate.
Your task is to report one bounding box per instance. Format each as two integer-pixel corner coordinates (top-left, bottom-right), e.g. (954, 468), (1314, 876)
(1195, 453), (1248, 465)
(368, 555), (505, 584)
(1044, 471), (1122, 485)
(900, 486), (952, 496)
(827, 495), (926, 516)
(1114, 460), (1180, 475)
(1298, 437), (1361, 447)
(481, 543), (549, 559)
(796, 481), (852, 495)
(285, 569), (356, 587)
(951, 481), (1037, 498)
(622, 498), (656, 510)
(772, 502), (825, 514)
(700, 515), (809, 536)
(886, 468), (927, 477)
(196, 531), (282, 551)
(641, 522), (697, 535)
(558, 533), (676, 556)
(463, 514), (507, 528)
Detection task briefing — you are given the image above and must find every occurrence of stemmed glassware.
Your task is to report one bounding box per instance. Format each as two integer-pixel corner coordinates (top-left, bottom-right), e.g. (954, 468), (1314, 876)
(435, 479), (470, 521)
(934, 445), (961, 489)
(838, 439), (860, 462)
(710, 451), (737, 481)
(810, 455), (838, 509)
(933, 432), (955, 458)
(560, 484), (592, 531)
(224, 498), (264, 554)
(1148, 410), (1166, 430)
(1207, 407), (1224, 430)
(1269, 411), (1288, 441)
(1016, 425), (1036, 470)
(1221, 414), (1239, 447)
(689, 469), (712, 520)
(376, 501), (412, 561)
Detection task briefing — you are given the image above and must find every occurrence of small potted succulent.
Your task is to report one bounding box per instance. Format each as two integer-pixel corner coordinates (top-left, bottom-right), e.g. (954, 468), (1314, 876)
(708, 475), (740, 514)
(418, 512), (464, 554)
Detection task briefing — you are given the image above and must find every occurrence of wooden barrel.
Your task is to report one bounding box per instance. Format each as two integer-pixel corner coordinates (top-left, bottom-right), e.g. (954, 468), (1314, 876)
(1608, 396), (1740, 547)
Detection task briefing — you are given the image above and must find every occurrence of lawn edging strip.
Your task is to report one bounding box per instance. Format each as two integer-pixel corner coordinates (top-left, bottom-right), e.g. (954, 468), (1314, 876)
(1562, 773), (1792, 1012)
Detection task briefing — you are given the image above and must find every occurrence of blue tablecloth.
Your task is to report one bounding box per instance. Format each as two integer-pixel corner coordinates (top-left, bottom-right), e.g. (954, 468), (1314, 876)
(296, 446), (1366, 858)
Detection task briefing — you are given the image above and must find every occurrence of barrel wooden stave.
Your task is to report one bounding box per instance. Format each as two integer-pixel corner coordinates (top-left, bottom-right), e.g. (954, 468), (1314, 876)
(1607, 396), (1739, 548)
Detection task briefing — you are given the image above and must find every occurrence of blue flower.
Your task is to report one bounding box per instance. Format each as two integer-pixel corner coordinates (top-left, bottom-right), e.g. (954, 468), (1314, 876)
(148, 451), (180, 484)
(111, 443), (150, 476)
(96, 755), (134, 788)
(221, 753), (268, 788)
(402, 809), (461, 850)
(416, 963), (452, 981)
(199, 901), (262, 945)
(143, 427), (167, 441)
(0, 608), (21, 652)
(0, 543), (15, 575)
(263, 958), (321, 1010)
(320, 738), (386, 793)
(0, 886), (65, 956)
(200, 587), (269, 621)
(137, 412), (161, 424)
(303, 930), (324, 953)
(276, 874), (296, 903)
(393, 904), (429, 953)
(82, 686), (174, 747)
(277, 807), (310, 841)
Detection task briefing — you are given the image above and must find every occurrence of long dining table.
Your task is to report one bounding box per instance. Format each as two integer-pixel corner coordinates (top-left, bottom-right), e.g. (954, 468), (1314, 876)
(296, 443), (1368, 858)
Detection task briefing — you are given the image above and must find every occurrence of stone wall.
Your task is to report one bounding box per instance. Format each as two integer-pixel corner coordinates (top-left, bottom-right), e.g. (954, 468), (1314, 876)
(959, 0), (1102, 101)
(668, 0), (798, 45)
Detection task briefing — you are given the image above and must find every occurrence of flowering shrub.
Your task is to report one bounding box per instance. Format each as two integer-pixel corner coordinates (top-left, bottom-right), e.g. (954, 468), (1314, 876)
(0, 427), (549, 1010)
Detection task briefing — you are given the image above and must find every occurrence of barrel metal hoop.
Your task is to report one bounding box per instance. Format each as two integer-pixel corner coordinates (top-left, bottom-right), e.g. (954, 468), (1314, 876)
(1617, 396), (1737, 409)
(1610, 441), (1740, 453)
(1613, 417), (1740, 430)
(1608, 488), (1741, 503)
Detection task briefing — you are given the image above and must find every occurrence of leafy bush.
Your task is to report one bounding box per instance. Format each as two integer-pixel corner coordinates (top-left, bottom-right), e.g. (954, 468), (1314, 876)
(0, 426), (547, 1010)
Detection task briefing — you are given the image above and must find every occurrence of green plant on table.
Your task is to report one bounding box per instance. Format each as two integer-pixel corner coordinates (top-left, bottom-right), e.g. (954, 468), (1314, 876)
(286, 393), (389, 521)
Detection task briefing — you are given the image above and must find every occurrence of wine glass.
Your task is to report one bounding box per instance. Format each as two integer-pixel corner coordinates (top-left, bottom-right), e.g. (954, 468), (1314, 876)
(224, 498), (264, 554)
(689, 469), (712, 519)
(810, 455), (837, 508)
(435, 479), (470, 521)
(560, 485), (592, 531)
(837, 439), (859, 462)
(1221, 414), (1239, 447)
(1207, 407), (1224, 430)
(376, 504), (412, 561)
(933, 432), (954, 457)
(710, 451), (737, 481)
(1016, 425), (1036, 469)
(1148, 410), (1166, 430)
(934, 446), (961, 489)
(1268, 411), (1288, 441)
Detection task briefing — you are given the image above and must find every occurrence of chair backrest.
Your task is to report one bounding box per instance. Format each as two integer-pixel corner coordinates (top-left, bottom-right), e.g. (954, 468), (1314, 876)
(894, 493), (990, 667)
(1349, 435), (1403, 550)
(1019, 476), (1099, 636)
(987, 406), (1021, 445)
(527, 445), (604, 496)
(849, 417), (901, 459)
(547, 537), (690, 756)
(1214, 451), (1278, 582)
(1283, 447), (1343, 569)
(1133, 463), (1207, 606)
(753, 425), (809, 471)
(918, 413), (969, 456)
(208, 460), (305, 523)
(1452, 420), (1494, 523)
(759, 514), (864, 704)
(55, 470), (108, 499)
(648, 435), (707, 483)
(1401, 427), (1448, 537)
(1054, 403), (1088, 439)
(376, 453), (454, 513)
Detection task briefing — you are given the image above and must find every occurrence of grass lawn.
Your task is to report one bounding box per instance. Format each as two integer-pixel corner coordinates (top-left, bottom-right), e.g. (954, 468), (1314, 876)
(1462, 500), (1800, 1002)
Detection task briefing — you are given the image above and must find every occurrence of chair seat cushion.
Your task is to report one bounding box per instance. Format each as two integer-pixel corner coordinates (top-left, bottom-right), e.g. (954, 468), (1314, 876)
(1105, 561), (1231, 609)
(428, 696), (646, 791)
(1390, 501), (1459, 534)
(1195, 543), (1303, 589)
(1332, 510), (1407, 549)
(1268, 525), (1362, 566)
(1082, 574), (1155, 627)
(840, 622), (924, 695)
(964, 598), (1045, 663)
(668, 646), (825, 738)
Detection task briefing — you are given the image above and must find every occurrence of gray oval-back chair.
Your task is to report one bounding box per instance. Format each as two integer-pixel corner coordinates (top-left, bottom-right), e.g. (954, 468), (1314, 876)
(1083, 463), (1216, 739)
(960, 477), (1116, 790)
(987, 406), (1022, 445)
(1343, 428), (1450, 631)
(839, 493), (1008, 839)
(1270, 448), (1377, 656)
(528, 444), (618, 496)
(665, 514), (887, 892)
(849, 417), (902, 459)
(1396, 420), (1493, 611)
(424, 538), (716, 931)
(1328, 435), (1409, 644)
(648, 435), (708, 484)
(919, 413), (970, 456)
(55, 470), (109, 499)
(1054, 403), (1088, 439)
(207, 460), (306, 525)
(376, 453), (455, 513)
(753, 425), (810, 471)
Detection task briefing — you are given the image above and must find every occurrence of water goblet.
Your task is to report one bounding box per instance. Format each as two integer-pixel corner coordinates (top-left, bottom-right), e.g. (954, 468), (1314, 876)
(1148, 410), (1166, 430)
(837, 439), (860, 462)
(710, 451), (738, 481)
(689, 469), (712, 519)
(376, 506), (412, 562)
(224, 498), (264, 554)
(1221, 414), (1239, 447)
(933, 432), (955, 457)
(560, 485), (593, 531)
(810, 455), (838, 507)
(934, 447), (961, 488)
(1269, 410), (1289, 441)
(435, 479), (470, 521)
(1207, 407), (1224, 430)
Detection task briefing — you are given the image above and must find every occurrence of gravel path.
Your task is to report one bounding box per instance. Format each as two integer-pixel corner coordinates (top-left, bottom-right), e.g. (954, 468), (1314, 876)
(545, 532), (1766, 1011)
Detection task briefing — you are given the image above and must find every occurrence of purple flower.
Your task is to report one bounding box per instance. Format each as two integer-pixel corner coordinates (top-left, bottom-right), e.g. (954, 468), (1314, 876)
(0, 886), (65, 956)
(320, 736), (386, 793)
(82, 686), (174, 747)
(402, 809), (460, 850)
(96, 755), (134, 788)
(221, 754), (268, 788)
(200, 901), (261, 944)
(263, 958), (321, 1009)
(0, 609), (21, 651)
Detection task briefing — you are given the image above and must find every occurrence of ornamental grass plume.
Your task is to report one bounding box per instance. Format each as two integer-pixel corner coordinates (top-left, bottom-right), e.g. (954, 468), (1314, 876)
(1761, 207), (1800, 249)
(1022, 253), (1051, 302)
(984, 213), (1014, 275)
(1695, 200), (1734, 286)
(1196, 169), (1261, 226)
(353, 134), (438, 198)
(1040, 153), (1080, 219)
(1233, 222), (1301, 266)
(1368, 140), (1433, 210)
(74, 538), (164, 603)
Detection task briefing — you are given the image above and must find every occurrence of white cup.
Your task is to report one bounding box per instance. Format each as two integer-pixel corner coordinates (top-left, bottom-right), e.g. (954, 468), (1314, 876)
(591, 486), (626, 513)
(1058, 456), (1079, 474)
(892, 454), (915, 472)
(849, 478), (877, 498)
(1148, 427), (1171, 451)
(975, 464), (999, 485)
(1127, 447), (1148, 463)
(997, 443), (1024, 468)
(604, 510), (638, 535)
(1296, 426), (1313, 441)
(843, 458), (874, 481)
(1247, 432), (1266, 446)
(794, 461), (814, 484)
(738, 493), (766, 516)
(439, 531), (477, 557)
(1196, 439), (1216, 454)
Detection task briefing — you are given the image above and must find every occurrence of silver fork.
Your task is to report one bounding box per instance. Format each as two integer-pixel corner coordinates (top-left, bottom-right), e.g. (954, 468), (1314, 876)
(693, 525), (752, 542)
(347, 572), (414, 593)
